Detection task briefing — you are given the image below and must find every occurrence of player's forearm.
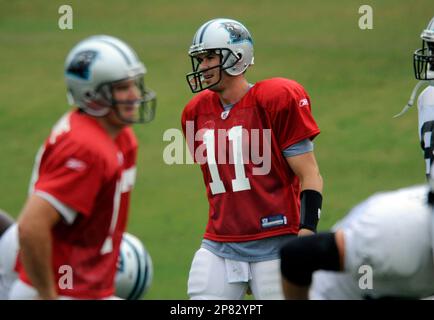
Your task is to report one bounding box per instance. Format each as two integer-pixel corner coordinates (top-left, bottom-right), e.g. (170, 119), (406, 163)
(299, 172), (323, 193)
(285, 152), (323, 193)
(18, 222), (57, 299)
(17, 195), (61, 299)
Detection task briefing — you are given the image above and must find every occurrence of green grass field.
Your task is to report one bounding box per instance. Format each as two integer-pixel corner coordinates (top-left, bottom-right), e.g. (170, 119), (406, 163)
(0, 0), (433, 299)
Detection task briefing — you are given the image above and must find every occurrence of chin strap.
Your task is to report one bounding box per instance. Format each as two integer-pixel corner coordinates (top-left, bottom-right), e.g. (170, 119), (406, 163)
(393, 81), (427, 118)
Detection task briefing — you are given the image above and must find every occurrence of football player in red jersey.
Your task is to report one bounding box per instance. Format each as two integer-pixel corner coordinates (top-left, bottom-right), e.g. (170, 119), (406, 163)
(182, 18), (323, 299)
(10, 35), (156, 299)
(0, 210), (153, 300)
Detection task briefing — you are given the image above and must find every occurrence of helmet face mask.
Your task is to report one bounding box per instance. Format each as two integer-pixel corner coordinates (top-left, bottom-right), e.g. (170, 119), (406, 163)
(414, 41), (434, 80)
(97, 75), (156, 124)
(414, 18), (434, 80)
(186, 48), (241, 93)
(186, 18), (254, 93)
(65, 35), (156, 124)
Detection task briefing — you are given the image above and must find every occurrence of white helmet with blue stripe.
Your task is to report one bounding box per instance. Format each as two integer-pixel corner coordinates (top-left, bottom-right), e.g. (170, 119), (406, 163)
(65, 35), (156, 123)
(186, 18), (254, 92)
(115, 232), (153, 300)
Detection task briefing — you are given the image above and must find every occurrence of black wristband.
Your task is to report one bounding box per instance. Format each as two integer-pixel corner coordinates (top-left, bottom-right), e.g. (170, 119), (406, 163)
(299, 189), (322, 232)
(428, 191), (434, 206)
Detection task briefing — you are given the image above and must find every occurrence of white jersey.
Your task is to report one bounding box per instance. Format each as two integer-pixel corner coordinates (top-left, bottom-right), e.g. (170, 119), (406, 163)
(310, 185), (434, 299)
(417, 85), (434, 176)
(0, 224), (18, 299)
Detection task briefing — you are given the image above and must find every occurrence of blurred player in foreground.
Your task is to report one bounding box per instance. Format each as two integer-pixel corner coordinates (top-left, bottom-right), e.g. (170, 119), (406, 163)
(9, 35), (156, 299)
(0, 209), (153, 300)
(281, 17), (434, 300)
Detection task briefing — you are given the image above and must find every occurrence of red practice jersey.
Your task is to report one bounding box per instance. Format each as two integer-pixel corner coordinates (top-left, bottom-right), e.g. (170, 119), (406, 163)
(17, 110), (138, 299)
(182, 78), (320, 242)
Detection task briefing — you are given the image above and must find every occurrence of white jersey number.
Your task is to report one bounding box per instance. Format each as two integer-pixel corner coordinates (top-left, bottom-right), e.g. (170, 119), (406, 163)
(100, 165), (137, 254)
(203, 126), (251, 195)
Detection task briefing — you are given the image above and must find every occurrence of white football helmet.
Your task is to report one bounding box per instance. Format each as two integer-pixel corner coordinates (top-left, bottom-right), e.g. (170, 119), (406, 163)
(115, 233), (153, 300)
(414, 17), (434, 80)
(186, 18), (254, 92)
(65, 35), (156, 123)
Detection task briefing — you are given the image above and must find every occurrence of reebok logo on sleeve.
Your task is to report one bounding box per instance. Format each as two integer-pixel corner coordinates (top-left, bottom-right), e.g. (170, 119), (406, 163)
(65, 158), (87, 172)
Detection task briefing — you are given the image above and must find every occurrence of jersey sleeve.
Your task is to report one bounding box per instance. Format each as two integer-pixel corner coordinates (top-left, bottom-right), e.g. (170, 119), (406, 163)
(260, 79), (320, 150)
(33, 139), (105, 217)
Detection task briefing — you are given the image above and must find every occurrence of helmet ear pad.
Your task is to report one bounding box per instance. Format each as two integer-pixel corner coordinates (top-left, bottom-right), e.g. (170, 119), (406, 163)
(223, 49), (245, 76)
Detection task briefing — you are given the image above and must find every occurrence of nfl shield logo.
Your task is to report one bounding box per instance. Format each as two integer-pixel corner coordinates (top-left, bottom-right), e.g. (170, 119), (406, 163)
(221, 110), (230, 120)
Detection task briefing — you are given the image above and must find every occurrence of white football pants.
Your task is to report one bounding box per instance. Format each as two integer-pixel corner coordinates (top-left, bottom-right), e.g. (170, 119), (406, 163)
(187, 247), (284, 300)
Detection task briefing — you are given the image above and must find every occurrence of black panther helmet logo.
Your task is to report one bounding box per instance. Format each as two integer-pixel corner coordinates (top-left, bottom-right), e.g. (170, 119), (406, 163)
(66, 50), (98, 80)
(220, 22), (252, 44)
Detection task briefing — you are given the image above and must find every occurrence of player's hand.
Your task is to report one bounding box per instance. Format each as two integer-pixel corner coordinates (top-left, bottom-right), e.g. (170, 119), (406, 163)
(298, 228), (315, 237)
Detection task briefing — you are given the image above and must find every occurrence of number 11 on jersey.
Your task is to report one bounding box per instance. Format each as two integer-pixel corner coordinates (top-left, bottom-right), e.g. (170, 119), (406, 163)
(203, 126), (251, 195)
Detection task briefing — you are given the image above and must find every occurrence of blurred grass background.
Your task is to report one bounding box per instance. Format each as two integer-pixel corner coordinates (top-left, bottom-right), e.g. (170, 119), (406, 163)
(0, 0), (432, 298)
